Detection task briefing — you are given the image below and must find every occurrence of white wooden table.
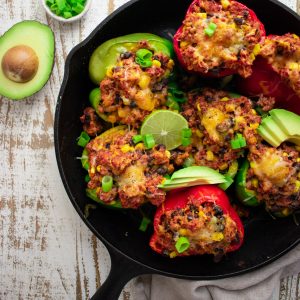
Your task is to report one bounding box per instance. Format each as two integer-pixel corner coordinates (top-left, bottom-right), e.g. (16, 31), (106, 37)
(0, 0), (299, 299)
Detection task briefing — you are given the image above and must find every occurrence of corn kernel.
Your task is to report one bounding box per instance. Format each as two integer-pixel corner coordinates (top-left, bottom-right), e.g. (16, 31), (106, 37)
(252, 44), (261, 56)
(121, 144), (134, 153)
(135, 143), (145, 150)
(180, 41), (188, 48)
(96, 187), (100, 194)
(107, 115), (117, 123)
(219, 163), (228, 171)
(206, 150), (214, 161)
(118, 108), (128, 118)
(138, 74), (151, 89)
(165, 150), (171, 158)
(282, 208), (291, 216)
(96, 165), (101, 172)
(293, 34), (299, 39)
(122, 97), (131, 105)
(152, 60), (161, 68)
(250, 123), (259, 129)
(197, 103), (202, 112)
(106, 67), (114, 77)
(179, 229), (188, 236)
(197, 12), (207, 19)
(297, 158), (300, 162)
(294, 180), (300, 192)
(250, 161), (256, 169)
(221, 97), (229, 101)
(288, 62), (298, 71)
(283, 152), (288, 157)
(225, 104), (235, 112)
(199, 211), (206, 218)
(167, 59), (174, 69)
(212, 232), (224, 241)
(251, 178), (258, 188)
(90, 166), (95, 174)
(169, 251), (177, 258)
(195, 129), (203, 138)
(221, 0), (230, 8)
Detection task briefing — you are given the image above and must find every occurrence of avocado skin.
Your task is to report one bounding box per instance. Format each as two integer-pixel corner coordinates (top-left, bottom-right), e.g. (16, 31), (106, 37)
(0, 21), (55, 100)
(257, 109), (300, 147)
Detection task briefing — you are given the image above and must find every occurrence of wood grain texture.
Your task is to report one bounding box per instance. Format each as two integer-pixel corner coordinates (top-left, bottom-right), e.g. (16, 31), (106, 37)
(0, 0), (299, 300)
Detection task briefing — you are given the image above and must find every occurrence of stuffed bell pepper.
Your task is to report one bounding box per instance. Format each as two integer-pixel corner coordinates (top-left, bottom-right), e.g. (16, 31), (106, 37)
(80, 126), (176, 209)
(173, 0), (265, 77)
(177, 88), (261, 180)
(235, 143), (300, 216)
(150, 185), (244, 258)
(88, 33), (176, 127)
(237, 33), (300, 114)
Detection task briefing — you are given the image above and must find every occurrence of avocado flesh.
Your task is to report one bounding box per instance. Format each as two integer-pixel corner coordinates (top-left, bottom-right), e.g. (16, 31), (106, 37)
(270, 109), (300, 137)
(158, 166), (226, 190)
(0, 21), (54, 100)
(257, 110), (300, 147)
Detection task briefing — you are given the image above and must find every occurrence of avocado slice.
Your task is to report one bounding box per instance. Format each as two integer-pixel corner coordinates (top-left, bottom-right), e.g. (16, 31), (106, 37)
(270, 109), (300, 137)
(158, 166), (227, 190)
(0, 21), (55, 100)
(257, 110), (300, 147)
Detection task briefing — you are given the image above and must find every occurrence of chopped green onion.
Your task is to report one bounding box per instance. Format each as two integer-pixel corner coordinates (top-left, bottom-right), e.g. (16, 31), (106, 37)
(77, 131), (90, 147)
(204, 22), (217, 37)
(102, 175), (113, 192)
(230, 133), (247, 149)
(46, 0), (87, 19)
(139, 216), (151, 232)
(135, 49), (153, 68)
(183, 157), (195, 168)
(181, 137), (191, 147)
(175, 237), (190, 253)
(166, 98), (180, 111)
(143, 134), (155, 149)
(182, 128), (192, 138)
(132, 134), (143, 144)
(85, 174), (90, 183)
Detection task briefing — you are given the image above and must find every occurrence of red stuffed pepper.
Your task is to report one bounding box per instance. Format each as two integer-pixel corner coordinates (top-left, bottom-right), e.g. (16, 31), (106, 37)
(150, 185), (244, 259)
(173, 0), (265, 78)
(237, 33), (300, 114)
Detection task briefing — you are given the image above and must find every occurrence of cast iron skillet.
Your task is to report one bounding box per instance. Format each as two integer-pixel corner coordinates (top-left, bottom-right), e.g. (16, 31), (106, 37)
(54, 0), (300, 299)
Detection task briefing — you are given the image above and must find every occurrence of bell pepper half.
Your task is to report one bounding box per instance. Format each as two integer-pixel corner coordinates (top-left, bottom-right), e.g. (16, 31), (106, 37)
(235, 160), (260, 206)
(173, 0), (265, 78)
(89, 33), (174, 85)
(236, 34), (300, 115)
(150, 185), (244, 258)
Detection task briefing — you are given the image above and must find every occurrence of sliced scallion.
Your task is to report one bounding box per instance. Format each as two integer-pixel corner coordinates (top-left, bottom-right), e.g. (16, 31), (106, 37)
(77, 131), (90, 147)
(135, 49), (153, 68)
(102, 175), (113, 192)
(139, 216), (151, 232)
(143, 134), (155, 149)
(132, 134), (143, 144)
(204, 22), (217, 37)
(230, 133), (247, 149)
(175, 236), (190, 253)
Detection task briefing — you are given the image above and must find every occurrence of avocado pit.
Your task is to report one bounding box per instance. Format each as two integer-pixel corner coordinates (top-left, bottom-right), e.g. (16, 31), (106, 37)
(1, 45), (39, 83)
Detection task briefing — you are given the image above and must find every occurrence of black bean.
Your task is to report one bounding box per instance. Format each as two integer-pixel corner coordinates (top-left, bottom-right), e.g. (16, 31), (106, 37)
(214, 206), (223, 216)
(105, 143), (110, 149)
(157, 166), (168, 175)
(187, 215), (193, 221)
(120, 52), (132, 59)
(130, 101), (137, 108)
(115, 94), (122, 102)
(234, 17), (245, 25)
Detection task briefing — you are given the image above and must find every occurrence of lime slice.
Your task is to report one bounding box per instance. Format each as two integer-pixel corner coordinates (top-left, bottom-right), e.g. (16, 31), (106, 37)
(141, 110), (188, 150)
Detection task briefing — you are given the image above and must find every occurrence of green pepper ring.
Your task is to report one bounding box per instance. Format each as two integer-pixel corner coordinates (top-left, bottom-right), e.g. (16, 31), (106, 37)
(89, 33), (174, 85)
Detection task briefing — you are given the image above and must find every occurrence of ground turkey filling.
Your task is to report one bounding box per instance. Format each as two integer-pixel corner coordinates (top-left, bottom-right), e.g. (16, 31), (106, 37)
(98, 41), (174, 126)
(259, 33), (300, 98)
(154, 201), (240, 258)
(179, 89), (262, 173)
(86, 128), (175, 208)
(246, 143), (300, 214)
(176, 0), (263, 77)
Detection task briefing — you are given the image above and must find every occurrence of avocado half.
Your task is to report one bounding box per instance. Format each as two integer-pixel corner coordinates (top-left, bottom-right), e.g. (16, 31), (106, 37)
(0, 21), (55, 100)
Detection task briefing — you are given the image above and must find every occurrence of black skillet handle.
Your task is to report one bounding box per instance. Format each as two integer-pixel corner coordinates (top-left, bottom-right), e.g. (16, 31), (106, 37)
(91, 245), (151, 300)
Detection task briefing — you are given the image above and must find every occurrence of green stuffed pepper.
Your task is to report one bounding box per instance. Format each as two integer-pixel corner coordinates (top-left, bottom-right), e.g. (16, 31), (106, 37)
(88, 33), (176, 127)
(235, 143), (300, 217)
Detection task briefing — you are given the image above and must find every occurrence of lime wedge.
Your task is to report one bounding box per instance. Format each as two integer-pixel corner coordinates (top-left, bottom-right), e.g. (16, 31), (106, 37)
(140, 110), (188, 150)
